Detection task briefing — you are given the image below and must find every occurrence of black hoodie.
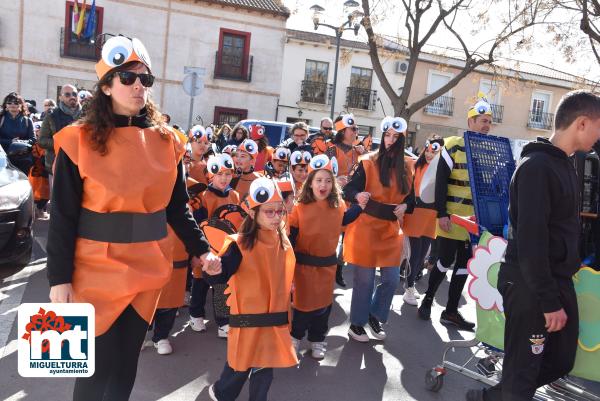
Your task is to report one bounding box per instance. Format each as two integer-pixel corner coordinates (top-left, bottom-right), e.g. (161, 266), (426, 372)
(500, 138), (580, 313)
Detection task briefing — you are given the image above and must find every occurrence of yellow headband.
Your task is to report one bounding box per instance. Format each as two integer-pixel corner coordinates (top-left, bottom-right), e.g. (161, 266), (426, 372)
(467, 91), (493, 119)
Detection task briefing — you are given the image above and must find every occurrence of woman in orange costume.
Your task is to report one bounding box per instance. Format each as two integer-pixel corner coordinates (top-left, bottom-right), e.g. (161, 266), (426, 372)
(232, 138), (262, 199)
(343, 116), (413, 343)
(289, 154), (362, 359)
(401, 135), (443, 306)
(204, 177), (297, 401)
(187, 124), (213, 185)
(46, 35), (219, 401)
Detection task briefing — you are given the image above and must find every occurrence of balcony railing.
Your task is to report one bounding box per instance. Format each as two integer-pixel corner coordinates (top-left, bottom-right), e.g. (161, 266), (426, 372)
(527, 111), (554, 130)
(345, 87), (377, 111)
(300, 80), (333, 104)
(424, 94), (454, 116)
(490, 104), (504, 124)
(60, 27), (99, 61)
(214, 51), (253, 82)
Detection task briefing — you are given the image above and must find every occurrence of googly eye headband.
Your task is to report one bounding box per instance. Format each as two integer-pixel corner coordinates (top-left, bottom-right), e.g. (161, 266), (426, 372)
(78, 90), (92, 100)
(334, 114), (356, 132)
(424, 138), (444, 153)
(272, 147), (291, 162)
(222, 145), (237, 155)
(207, 154), (235, 178)
(244, 177), (284, 210)
(290, 150), (312, 166)
(467, 91), (493, 119)
(308, 154), (339, 177)
(95, 35), (152, 80)
(249, 124), (265, 141)
(237, 139), (259, 159)
(380, 116), (408, 135)
(189, 125), (212, 143)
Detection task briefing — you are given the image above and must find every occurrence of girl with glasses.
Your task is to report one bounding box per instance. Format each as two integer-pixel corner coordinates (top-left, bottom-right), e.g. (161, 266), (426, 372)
(204, 177), (298, 401)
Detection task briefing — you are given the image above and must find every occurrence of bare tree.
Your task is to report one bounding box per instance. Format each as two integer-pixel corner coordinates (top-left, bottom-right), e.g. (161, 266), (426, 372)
(557, 0), (600, 63)
(360, 0), (555, 120)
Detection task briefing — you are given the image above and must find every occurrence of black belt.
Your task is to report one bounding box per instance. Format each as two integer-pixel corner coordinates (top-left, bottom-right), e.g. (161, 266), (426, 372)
(229, 312), (288, 328)
(364, 199), (397, 221)
(173, 260), (188, 269)
(446, 196), (473, 206)
(448, 178), (470, 187)
(295, 252), (337, 267)
(77, 208), (167, 243)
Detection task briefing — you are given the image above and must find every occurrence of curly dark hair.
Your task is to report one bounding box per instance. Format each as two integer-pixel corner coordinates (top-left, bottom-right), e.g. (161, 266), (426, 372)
(77, 62), (166, 155)
(1, 92), (28, 116)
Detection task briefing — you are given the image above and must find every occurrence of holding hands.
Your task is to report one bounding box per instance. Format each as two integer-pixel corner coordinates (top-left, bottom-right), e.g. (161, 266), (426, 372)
(198, 252), (222, 276)
(355, 192), (370, 209)
(393, 203), (407, 224)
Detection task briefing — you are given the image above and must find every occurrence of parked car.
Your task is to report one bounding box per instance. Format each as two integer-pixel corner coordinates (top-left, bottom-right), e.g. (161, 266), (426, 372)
(0, 146), (33, 267)
(239, 119), (319, 146)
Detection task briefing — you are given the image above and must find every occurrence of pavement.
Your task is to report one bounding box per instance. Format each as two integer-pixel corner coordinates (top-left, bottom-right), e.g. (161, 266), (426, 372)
(1, 219), (598, 401)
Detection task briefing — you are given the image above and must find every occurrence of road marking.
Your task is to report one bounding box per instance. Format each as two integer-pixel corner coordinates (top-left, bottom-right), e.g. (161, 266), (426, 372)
(4, 390), (26, 401)
(155, 372), (210, 400)
(0, 339), (17, 360)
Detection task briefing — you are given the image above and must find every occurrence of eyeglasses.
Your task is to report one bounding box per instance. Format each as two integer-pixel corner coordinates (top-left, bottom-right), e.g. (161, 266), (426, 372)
(322, 127), (333, 131)
(114, 71), (155, 87)
(62, 92), (78, 98)
(6, 101), (19, 105)
(261, 208), (286, 218)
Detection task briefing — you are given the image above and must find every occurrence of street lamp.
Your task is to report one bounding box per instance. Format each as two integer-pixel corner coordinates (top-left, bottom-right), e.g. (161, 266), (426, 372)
(310, 1), (363, 120)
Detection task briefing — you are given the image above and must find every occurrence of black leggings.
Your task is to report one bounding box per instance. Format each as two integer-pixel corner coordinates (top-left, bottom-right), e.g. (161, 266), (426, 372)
(73, 304), (149, 401)
(407, 236), (432, 288)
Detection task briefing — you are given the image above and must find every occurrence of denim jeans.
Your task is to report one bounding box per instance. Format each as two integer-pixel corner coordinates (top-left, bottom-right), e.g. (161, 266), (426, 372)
(349, 264), (400, 326)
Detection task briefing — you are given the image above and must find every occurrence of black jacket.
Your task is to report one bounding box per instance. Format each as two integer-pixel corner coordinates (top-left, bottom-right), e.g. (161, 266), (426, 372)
(500, 138), (580, 313)
(39, 104), (80, 172)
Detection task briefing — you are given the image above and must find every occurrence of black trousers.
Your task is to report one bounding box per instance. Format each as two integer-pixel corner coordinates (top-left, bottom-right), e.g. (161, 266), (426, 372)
(189, 277), (229, 326)
(213, 362), (273, 401)
(483, 275), (579, 401)
(291, 304), (332, 342)
(407, 236), (433, 288)
(150, 307), (178, 343)
(424, 236), (472, 313)
(73, 304), (148, 401)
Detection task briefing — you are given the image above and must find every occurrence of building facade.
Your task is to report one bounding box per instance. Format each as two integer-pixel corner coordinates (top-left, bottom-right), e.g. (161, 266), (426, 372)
(279, 29), (589, 148)
(0, 0), (289, 128)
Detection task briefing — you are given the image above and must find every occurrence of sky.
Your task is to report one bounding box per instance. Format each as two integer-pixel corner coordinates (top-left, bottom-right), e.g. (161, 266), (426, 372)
(282, 0), (600, 82)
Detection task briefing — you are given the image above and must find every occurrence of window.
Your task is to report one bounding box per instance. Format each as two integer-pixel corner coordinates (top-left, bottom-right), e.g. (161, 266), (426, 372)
(302, 60), (331, 104)
(358, 125), (374, 137)
(305, 60), (329, 83)
(528, 91), (553, 130)
(215, 29), (251, 81)
(62, 1), (104, 61)
(424, 70), (454, 116)
(214, 107), (247, 126)
(350, 67), (373, 89)
(479, 79), (503, 123)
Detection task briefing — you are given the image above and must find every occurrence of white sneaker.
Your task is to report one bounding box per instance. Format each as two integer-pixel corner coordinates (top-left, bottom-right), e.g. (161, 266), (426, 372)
(403, 287), (419, 306)
(189, 317), (206, 332)
(154, 339), (173, 355)
(291, 337), (301, 354)
(310, 341), (327, 360)
(208, 384), (218, 401)
(217, 324), (229, 338)
(35, 209), (49, 220)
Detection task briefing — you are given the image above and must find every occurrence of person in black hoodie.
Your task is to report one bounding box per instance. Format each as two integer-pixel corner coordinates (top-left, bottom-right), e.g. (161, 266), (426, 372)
(466, 90), (600, 401)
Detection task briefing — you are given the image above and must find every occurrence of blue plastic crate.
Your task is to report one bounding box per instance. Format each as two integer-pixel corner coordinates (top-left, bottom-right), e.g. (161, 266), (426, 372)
(464, 131), (516, 237)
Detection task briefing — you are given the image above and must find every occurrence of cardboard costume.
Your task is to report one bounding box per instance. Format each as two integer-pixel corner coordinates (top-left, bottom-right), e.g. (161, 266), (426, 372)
(28, 143), (49, 201)
(156, 225), (189, 309)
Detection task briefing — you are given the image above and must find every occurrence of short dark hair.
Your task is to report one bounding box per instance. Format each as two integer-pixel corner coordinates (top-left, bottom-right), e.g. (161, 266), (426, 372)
(555, 90), (600, 130)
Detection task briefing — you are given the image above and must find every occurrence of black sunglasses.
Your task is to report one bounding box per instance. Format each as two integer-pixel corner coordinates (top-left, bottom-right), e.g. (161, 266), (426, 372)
(114, 71), (155, 87)
(322, 127), (333, 131)
(62, 92), (78, 98)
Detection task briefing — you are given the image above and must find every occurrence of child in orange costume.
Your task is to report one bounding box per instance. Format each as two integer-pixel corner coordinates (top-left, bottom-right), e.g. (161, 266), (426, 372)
(189, 153), (241, 337)
(289, 149), (311, 194)
(288, 155), (363, 359)
(205, 177), (297, 401)
(187, 125), (213, 185)
(232, 139), (262, 199)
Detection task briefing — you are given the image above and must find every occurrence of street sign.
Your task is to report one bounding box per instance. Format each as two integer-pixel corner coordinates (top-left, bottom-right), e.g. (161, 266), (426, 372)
(184, 66), (206, 75)
(182, 73), (204, 97)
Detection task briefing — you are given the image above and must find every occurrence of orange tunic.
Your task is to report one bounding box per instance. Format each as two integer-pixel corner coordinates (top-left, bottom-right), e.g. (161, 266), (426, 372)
(157, 225), (188, 309)
(403, 163), (438, 239)
(330, 143), (361, 177)
(188, 158), (208, 185)
(54, 125), (185, 336)
(28, 143), (49, 201)
(221, 230), (298, 371)
(311, 136), (333, 156)
(289, 200), (345, 311)
(233, 171), (262, 200)
(343, 155), (413, 268)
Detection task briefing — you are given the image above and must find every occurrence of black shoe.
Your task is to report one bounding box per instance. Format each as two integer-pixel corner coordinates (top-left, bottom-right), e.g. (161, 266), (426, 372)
(418, 297), (433, 320)
(368, 315), (386, 340)
(335, 264), (346, 287)
(440, 310), (476, 331)
(465, 389), (485, 401)
(348, 324), (369, 342)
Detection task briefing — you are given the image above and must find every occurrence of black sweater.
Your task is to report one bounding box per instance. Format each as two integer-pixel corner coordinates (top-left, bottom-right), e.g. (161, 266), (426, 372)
(500, 138), (580, 313)
(47, 116), (210, 286)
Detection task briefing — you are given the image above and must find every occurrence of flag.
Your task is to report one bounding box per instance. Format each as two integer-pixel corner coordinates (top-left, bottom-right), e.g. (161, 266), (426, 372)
(83, 0), (96, 40)
(72, 0), (80, 34)
(75, 0), (87, 37)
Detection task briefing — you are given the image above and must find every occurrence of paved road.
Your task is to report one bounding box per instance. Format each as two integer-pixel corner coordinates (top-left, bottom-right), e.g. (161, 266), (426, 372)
(1, 220), (598, 401)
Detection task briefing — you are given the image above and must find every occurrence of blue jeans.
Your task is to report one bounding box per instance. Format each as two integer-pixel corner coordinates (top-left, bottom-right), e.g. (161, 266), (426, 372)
(349, 264), (400, 326)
